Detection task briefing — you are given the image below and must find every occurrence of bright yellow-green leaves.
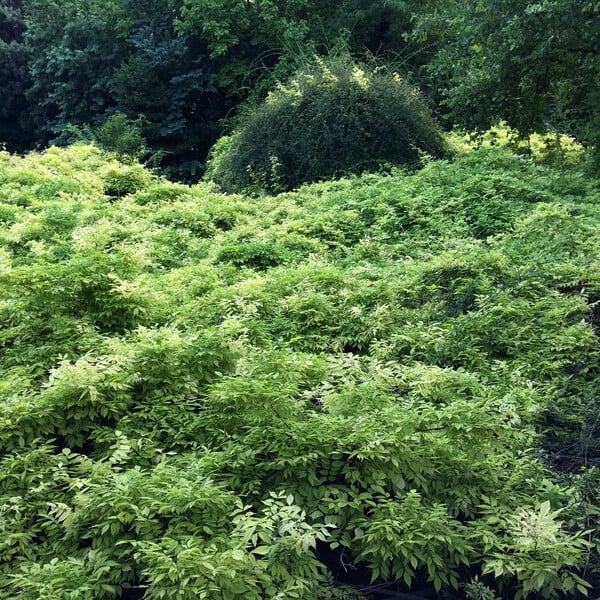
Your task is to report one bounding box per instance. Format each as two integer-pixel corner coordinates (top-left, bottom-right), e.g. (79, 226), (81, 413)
(0, 143), (598, 598)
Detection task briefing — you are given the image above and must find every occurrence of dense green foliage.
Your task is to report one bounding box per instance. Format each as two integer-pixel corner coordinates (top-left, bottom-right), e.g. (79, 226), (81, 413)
(22, 0), (219, 178)
(0, 0), (33, 151)
(205, 60), (449, 194)
(6, 0), (444, 179)
(2, 0), (595, 178)
(1, 144), (599, 598)
(175, 0), (439, 102)
(1, 2), (597, 596)
(421, 0), (600, 164)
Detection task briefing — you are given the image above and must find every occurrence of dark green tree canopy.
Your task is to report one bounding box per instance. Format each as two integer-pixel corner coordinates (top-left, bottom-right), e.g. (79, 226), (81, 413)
(421, 0), (600, 149)
(3, 0), (447, 177)
(176, 0), (443, 107)
(23, 0), (219, 178)
(0, 0), (596, 175)
(0, 0), (34, 150)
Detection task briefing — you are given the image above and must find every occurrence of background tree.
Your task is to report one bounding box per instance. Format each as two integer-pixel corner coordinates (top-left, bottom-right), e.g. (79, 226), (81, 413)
(3, 0), (597, 176)
(9, 0), (459, 178)
(17, 0), (447, 178)
(420, 0), (600, 160)
(176, 0), (446, 114)
(0, 0), (34, 151)
(23, 0), (218, 179)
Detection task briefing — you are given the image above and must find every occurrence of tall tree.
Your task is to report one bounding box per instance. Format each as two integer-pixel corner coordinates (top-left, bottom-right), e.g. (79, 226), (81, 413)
(0, 0), (34, 151)
(176, 0), (443, 113)
(23, 0), (218, 178)
(13, 0), (453, 176)
(420, 0), (600, 156)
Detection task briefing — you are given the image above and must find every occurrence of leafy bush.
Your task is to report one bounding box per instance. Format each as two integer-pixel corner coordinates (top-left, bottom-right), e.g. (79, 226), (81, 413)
(205, 59), (450, 194)
(448, 124), (586, 168)
(101, 163), (152, 198)
(0, 143), (599, 599)
(94, 112), (148, 163)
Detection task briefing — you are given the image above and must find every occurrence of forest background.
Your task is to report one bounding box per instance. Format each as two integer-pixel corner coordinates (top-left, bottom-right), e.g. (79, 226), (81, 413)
(1, 0), (599, 180)
(1, 2), (600, 600)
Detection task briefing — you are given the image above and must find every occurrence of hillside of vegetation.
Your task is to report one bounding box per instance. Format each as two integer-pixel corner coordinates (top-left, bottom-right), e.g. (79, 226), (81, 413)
(1, 144), (599, 599)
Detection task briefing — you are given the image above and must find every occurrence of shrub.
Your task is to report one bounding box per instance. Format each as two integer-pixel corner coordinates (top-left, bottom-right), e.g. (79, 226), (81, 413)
(101, 163), (152, 198)
(2, 144), (599, 599)
(205, 58), (450, 194)
(94, 112), (147, 164)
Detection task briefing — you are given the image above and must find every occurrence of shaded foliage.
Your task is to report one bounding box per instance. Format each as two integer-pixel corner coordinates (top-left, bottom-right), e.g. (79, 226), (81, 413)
(3, 0), (464, 179)
(0, 0), (34, 150)
(23, 0), (218, 179)
(0, 0), (596, 177)
(419, 0), (600, 164)
(206, 59), (449, 194)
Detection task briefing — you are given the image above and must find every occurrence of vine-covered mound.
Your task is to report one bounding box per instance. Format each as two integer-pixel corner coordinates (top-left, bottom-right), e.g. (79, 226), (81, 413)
(0, 144), (599, 599)
(205, 60), (449, 194)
